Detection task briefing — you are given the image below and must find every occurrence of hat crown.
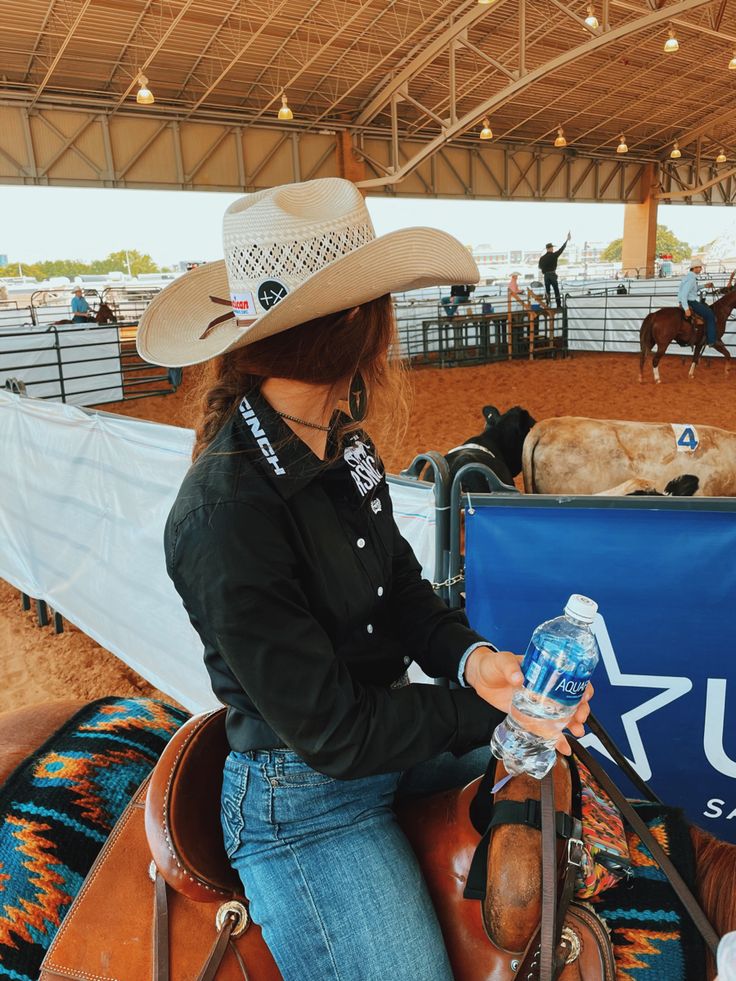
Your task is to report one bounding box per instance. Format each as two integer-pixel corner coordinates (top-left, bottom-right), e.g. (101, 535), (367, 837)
(222, 179), (375, 320)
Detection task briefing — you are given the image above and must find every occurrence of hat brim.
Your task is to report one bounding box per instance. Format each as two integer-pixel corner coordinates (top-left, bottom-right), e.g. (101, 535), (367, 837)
(137, 227), (479, 367)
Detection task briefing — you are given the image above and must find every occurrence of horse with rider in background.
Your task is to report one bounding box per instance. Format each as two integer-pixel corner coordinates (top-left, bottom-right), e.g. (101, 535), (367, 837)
(639, 272), (736, 383)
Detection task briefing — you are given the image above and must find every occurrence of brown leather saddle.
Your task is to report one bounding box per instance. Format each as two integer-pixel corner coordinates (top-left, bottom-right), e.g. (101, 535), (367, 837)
(40, 709), (281, 981)
(40, 710), (719, 981)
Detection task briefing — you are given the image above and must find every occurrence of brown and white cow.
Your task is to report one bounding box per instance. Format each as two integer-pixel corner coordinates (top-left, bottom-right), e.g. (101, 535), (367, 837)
(522, 416), (736, 496)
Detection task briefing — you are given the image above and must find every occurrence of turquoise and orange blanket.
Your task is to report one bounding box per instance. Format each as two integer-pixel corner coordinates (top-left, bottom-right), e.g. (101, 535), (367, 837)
(0, 696), (188, 981)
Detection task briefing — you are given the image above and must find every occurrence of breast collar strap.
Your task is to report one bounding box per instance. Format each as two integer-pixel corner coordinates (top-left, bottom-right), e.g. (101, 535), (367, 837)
(446, 442), (496, 460)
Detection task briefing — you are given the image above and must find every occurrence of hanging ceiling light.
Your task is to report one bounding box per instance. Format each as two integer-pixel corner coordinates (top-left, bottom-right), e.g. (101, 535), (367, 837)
(554, 125), (567, 148)
(616, 134), (628, 153)
(479, 117), (493, 140)
(277, 93), (293, 121)
(584, 4), (599, 29)
(663, 26), (679, 53)
(135, 72), (154, 105)
(670, 141), (682, 159)
(716, 149), (727, 163)
(729, 51), (736, 69)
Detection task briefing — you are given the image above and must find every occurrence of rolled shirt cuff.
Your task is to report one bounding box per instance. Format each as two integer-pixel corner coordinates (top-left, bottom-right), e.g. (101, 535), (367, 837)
(458, 640), (498, 688)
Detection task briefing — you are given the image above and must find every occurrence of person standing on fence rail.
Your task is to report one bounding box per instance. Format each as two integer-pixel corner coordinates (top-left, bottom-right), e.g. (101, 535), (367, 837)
(70, 287), (94, 323)
(679, 258), (717, 347)
(136, 178), (592, 981)
(538, 230), (571, 308)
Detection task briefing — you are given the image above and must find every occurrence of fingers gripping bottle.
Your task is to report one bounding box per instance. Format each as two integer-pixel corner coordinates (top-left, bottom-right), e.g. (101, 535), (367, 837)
(491, 594), (600, 780)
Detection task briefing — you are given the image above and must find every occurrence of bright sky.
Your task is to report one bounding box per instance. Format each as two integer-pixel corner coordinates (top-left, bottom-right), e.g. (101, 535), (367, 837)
(1, 184), (734, 267)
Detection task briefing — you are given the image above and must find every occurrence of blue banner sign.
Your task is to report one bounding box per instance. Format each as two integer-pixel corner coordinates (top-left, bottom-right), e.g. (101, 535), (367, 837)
(465, 501), (736, 842)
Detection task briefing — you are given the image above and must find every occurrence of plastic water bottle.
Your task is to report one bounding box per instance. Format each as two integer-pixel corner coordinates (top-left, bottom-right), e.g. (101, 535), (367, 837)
(717, 932), (736, 980)
(490, 594), (600, 780)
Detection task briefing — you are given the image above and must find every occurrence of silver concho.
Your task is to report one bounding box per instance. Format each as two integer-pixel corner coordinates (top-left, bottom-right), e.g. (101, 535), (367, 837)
(561, 924), (582, 963)
(215, 899), (250, 938)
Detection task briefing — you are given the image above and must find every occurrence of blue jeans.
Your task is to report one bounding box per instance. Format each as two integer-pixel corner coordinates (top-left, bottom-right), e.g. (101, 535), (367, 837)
(441, 296), (460, 317)
(689, 300), (717, 344)
(221, 745), (489, 981)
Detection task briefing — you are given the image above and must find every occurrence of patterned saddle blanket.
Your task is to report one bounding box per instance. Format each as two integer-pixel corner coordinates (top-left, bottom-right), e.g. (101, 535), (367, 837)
(0, 696), (188, 981)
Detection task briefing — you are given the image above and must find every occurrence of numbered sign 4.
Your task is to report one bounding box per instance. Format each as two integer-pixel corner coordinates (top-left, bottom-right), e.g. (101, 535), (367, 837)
(671, 423), (700, 453)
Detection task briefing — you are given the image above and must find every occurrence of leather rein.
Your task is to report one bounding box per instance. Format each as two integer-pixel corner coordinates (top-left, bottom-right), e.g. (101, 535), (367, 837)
(509, 714), (720, 981)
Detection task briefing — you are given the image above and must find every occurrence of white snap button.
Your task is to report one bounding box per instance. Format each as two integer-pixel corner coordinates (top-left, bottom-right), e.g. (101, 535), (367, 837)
(357, 538), (366, 548)
(377, 586), (384, 597)
(403, 656), (411, 666)
(366, 624), (374, 634)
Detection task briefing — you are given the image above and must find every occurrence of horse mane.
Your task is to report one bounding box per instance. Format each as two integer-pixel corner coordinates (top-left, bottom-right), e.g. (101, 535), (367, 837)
(690, 823), (736, 974)
(711, 285), (736, 316)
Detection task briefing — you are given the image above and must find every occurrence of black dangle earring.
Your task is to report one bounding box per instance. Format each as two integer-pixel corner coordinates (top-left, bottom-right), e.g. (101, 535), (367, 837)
(348, 371), (367, 422)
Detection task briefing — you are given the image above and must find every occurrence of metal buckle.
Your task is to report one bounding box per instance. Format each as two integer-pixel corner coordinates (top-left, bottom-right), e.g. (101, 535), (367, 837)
(567, 837), (584, 867)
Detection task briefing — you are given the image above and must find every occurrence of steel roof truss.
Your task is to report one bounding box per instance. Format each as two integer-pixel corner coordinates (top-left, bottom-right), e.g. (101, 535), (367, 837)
(36, 110), (101, 177)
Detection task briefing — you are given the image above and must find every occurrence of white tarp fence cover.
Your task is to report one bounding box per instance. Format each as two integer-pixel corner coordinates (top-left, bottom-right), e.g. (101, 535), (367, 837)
(0, 323), (123, 405)
(0, 392), (437, 711)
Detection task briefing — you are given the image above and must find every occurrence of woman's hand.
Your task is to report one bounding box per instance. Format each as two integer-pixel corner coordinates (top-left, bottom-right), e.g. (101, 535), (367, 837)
(464, 646), (593, 756)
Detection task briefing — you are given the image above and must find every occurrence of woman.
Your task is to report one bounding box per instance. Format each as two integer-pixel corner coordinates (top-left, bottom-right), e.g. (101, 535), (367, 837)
(508, 271), (524, 303)
(138, 178), (591, 981)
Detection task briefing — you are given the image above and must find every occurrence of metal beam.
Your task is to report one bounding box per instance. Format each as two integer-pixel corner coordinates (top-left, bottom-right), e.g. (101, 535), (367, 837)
(357, 0), (712, 189)
(29, 0), (93, 108)
(35, 112), (102, 177)
(247, 0), (385, 125)
(354, 2), (498, 127)
(184, 0), (291, 117)
(656, 163), (736, 199)
(37, 113), (98, 176)
(102, 0), (156, 90)
(111, 0), (197, 113)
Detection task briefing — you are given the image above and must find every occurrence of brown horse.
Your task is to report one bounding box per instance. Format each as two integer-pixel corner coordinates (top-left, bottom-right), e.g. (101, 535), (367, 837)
(2, 701), (735, 981)
(50, 302), (117, 326)
(639, 286), (736, 383)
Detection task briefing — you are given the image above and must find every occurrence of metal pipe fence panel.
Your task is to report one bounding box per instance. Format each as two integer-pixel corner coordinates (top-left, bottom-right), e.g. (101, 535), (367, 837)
(0, 324), (124, 405)
(565, 288), (736, 356)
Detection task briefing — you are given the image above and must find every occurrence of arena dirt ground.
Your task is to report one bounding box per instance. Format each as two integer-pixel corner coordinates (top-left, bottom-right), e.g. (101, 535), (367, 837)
(2, 350), (734, 714)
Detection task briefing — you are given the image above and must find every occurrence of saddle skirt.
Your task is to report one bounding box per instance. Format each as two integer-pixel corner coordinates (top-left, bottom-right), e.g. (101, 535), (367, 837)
(40, 710), (614, 981)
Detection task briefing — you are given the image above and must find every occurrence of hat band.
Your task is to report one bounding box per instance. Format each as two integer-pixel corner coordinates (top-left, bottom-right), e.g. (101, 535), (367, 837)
(200, 295), (255, 340)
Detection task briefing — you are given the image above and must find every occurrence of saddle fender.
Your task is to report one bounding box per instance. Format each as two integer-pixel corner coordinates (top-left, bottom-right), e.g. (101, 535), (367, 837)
(396, 774), (616, 981)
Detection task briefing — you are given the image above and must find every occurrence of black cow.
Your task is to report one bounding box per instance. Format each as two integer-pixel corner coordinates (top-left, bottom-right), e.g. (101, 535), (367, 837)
(445, 404), (536, 492)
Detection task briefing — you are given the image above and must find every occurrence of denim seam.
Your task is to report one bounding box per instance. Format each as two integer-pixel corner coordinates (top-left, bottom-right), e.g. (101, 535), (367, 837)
(283, 839), (344, 981)
(223, 763), (248, 860)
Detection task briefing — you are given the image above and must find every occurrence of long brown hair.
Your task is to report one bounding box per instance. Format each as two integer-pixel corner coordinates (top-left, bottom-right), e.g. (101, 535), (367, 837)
(191, 294), (408, 462)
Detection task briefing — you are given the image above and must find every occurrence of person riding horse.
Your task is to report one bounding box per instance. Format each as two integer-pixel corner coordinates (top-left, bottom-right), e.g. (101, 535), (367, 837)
(679, 259), (716, 347)
(70, 287), (95, 324)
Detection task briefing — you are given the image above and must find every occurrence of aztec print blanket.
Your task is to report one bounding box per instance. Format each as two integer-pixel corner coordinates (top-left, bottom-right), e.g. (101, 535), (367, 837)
(591, 802), (705, 981)
(0, 696), (189, 981)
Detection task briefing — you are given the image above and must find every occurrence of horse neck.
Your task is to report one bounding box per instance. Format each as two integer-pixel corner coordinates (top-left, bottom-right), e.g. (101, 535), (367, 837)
(712, 289), (736, 322)
(690, 825), (736, 937)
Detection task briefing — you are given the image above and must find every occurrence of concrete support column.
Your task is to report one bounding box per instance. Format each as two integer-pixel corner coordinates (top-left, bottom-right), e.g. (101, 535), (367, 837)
(621, 163), (658, 278)
(336, 131), (366, 185)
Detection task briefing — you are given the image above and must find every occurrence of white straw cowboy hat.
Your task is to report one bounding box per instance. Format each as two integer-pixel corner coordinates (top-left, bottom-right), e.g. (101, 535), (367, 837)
(137, 178), (479, 367)
(689, 256), (705, 269)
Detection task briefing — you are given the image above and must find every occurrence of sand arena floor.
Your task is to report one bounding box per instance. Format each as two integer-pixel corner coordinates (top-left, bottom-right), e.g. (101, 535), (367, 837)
(1, 350), (735, 714)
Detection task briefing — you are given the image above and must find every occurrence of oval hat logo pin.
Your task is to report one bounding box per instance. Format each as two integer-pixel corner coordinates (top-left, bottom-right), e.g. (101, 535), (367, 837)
(257, 279), (289, 312)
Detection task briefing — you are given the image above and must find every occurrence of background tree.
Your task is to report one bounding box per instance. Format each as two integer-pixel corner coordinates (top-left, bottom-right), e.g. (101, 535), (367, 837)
(600, 225), (692, 262)
(6, 250), (161, 281)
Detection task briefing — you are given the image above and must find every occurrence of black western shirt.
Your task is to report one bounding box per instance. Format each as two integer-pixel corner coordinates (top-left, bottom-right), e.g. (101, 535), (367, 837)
(538, 240), (567, 274)
(165, 389), (503, 779)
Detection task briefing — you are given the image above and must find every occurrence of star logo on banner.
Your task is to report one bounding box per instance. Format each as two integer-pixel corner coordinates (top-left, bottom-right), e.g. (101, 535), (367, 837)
(577, 615), (692, 781)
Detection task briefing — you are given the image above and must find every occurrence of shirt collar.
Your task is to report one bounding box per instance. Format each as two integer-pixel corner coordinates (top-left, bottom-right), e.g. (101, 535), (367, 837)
(233, 387), (340, 499)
